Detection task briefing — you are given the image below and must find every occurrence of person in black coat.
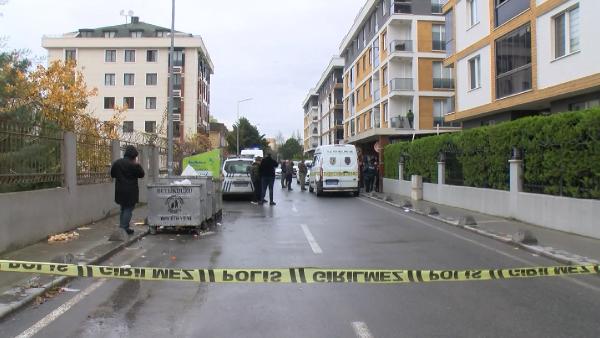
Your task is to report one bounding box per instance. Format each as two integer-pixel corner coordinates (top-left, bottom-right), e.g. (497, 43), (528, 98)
(259, 153), (279, 205)
(110, 145), (145, 234)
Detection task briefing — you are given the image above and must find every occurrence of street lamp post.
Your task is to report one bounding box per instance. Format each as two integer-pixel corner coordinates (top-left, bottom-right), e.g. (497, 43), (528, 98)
(167, 0), (175, 176)
(236, 97), (253, 156)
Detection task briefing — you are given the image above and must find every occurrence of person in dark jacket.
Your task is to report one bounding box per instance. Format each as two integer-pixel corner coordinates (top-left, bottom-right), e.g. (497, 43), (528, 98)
(259, 153), (279, 205)
(363, 159), (377, 193)
(285, 160), (294, 191)
(280, 161), (287, 189)
(250, 156), (262, 204)
(110, 145), (145, 234)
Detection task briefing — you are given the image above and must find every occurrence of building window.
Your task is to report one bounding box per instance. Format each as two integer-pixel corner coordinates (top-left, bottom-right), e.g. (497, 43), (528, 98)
(382, 31), (388, 51)
(123, 97), (135, 109)
(130, 31), (143, 38)
(104, 73), (115, 86)
(173, 121), (181, 138)
(145, 121), (157, 133)
(468, 56), (481, 90)
(495, 0), (530, 27)
(383, 0), (388, 15)
(105, 50), (116, 62)
(123, 121), (134, 133)
(363, 84), (367, 100)
(146, 73), (157, 86)
(467, 0), (479, 27)
(156, 30), (169, 37)
(431, 0), (443, 14)
(171, 50), (184, 67)
(146, 50), (158, 62)
(495, 24), (531, 98)
(64, 49), (76, 62)
(103, 31), (116, 38)
(124, 73), (135, 86)
(382, 66), (388, 85)
(172, 73), (182, 90)
(104, 97), (115, 109)
(79, 31), (93, 38)
(124, 50), (136, 62)
(554, 6), (580, 59)
(445, 9), (455, 55)
(393, 0), (412, 14)
(146, 97), (157, 109)
(433, 61), (453, 89)
(433, 99), (446, 126)
(432, 24), (446, 51)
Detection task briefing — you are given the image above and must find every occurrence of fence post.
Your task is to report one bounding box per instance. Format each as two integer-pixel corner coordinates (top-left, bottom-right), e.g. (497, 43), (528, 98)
(62, 132), (77, 190)
(509, 148), (523, 218)
(437, 152), (446, 185)
(411, 175), (423, 200)
(111, 140), (121, 163)
(398, 160), (404, 181)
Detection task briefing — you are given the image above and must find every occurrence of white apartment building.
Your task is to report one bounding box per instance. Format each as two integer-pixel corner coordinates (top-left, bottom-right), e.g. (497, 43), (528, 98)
(42, 17), (214, 141)
(444, 0), (600, 128)
(303, 57), (345, 154)
(339, 0), (459, 165)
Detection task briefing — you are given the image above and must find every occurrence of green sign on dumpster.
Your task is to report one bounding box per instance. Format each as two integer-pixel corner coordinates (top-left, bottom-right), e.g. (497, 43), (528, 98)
(182, 149), (221, 177)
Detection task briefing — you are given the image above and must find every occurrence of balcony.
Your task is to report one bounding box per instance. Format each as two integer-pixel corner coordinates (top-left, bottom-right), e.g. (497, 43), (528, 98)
(389, 78), (414, 92)
(445, 96), (455, 115)
(390, 40), (413, 52)
(432, 40), (446, 51)
(433, 78), (454, 89)
(431, 2), (444, 14)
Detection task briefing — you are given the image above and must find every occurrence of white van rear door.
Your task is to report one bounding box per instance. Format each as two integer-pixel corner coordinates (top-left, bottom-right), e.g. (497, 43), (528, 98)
(336, 148), (358, 185)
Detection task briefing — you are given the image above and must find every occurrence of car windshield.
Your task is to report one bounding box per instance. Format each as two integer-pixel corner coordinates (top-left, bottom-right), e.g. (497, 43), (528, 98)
(224, 160), (252, 174)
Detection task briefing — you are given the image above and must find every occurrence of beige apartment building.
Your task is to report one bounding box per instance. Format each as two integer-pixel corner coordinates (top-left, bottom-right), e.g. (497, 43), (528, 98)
(42, 17), (213, 141)
(340, 0), (459, 169)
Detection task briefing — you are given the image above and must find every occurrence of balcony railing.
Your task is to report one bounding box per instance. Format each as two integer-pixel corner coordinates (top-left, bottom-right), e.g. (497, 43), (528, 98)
(390, 40), (413, 52)
(389, 78), (414, 91)
(433, 78), (454, 89)
(393, 1), (412, 14)
(432, 40), (446, 51)
(390, 116), (412, 129)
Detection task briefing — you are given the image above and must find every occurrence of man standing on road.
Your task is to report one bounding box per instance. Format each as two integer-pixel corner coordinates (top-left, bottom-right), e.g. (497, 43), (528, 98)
(285, 160), (294, 191)
(298, 160), (307, 191)
(363, 159), (377, 193)
(110, 145), (145, 235)
(259, 153), (279, 205)
(280, 160), (287, 189)
(250, 156), (262, 205)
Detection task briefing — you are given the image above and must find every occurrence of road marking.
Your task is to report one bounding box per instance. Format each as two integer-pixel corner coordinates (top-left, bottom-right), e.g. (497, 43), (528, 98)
(359, 197), (600, 293)
(15, 251), (146, 338)
(15, 279), (107, 338)
(301, 224), (322, 254)
(352, 321), (374, 338)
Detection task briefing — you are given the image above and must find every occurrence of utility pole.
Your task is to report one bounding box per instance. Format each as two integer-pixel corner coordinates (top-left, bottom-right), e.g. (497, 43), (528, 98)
(236, 98), (253, 157)
(167, 0), (175, 176)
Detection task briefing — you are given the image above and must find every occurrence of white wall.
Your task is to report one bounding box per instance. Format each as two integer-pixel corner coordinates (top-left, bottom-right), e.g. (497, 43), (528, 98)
(455, 0), (491, 52)
(536, 0), (600, 90)
(456, 45), (492, 111)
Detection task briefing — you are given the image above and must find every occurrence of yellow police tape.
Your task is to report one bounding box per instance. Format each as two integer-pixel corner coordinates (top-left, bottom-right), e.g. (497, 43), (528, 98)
(0, 260), (598, 284)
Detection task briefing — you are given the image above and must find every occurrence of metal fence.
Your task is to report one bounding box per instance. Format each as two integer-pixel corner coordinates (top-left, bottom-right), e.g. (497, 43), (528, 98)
(76, 133), (112, 185)
(0, 122), (64, 193)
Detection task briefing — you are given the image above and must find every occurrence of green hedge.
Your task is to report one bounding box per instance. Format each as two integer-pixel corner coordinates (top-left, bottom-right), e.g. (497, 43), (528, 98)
(383, 109), (600, 199)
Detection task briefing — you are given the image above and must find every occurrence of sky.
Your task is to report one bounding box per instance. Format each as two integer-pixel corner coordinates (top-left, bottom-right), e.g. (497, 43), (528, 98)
(0, 0), (365, 139)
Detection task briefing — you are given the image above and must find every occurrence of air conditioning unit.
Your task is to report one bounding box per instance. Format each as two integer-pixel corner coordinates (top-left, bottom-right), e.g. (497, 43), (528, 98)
(173, 113), (181, 122)
(173, 66), (183, 73)
(173, 90), (182, 97)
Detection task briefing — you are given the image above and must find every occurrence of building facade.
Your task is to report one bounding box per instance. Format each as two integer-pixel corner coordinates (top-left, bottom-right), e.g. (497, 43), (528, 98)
(42, 17), (214, 141)
(443, 0), (600, 128)
(302, 57), (345, 155)
(209, 122), (228, 152)
(340, 0), (458, 167)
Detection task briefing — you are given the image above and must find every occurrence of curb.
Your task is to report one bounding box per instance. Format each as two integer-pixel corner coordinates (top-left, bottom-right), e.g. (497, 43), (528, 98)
(361, 194), (598, 267)
(0, 228), (149, 321)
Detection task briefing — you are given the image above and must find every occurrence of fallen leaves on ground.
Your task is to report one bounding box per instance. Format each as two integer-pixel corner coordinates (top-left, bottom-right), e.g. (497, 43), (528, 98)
(48, 231), (80, 243)
(35, 286), (64, 305)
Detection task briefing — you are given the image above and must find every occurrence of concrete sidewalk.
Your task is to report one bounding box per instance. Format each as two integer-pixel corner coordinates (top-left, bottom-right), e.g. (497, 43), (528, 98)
(0, 206), (149, 320)
(364, 191), (600, 266)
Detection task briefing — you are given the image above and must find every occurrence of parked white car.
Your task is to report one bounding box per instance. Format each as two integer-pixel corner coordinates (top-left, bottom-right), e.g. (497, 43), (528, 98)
(222, 158), (255, 196)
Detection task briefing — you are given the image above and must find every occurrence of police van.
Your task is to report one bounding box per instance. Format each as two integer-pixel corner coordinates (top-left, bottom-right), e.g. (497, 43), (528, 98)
(222, 157), (255, 196)
(309, 145), (359, 197)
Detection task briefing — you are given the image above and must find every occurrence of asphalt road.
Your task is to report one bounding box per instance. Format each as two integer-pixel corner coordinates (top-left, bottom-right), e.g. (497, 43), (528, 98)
(2, 185), (600, 338)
